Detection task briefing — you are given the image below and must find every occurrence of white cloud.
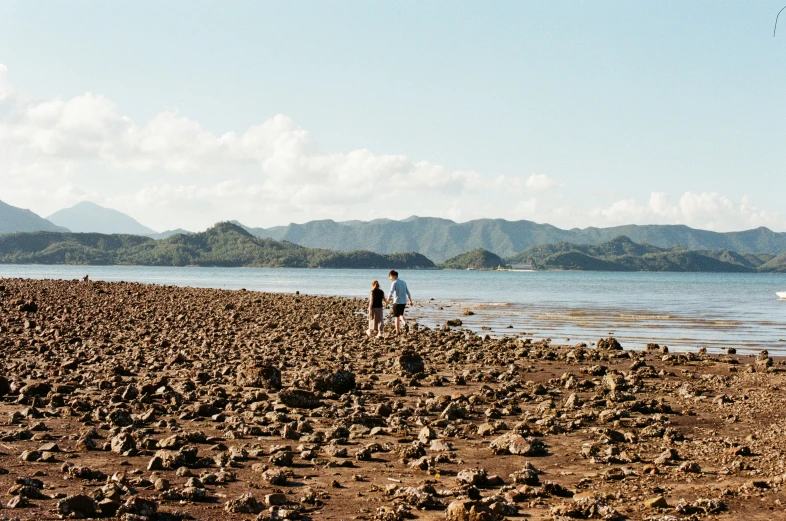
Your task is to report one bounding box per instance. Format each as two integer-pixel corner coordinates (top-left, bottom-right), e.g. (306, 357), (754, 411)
(515, 198), (538, 215)
(524, 173), (562, 191)
(588, 192), (783, 231)
(0, 63), (783, 233)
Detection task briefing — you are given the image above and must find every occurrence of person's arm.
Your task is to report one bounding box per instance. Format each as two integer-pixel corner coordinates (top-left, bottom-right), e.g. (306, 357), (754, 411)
(406, 286), (413, 306)
(369, 291), (374, 314)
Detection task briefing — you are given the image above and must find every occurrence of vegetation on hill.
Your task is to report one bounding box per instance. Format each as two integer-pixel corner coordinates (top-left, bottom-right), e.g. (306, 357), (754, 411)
(758, 253), (786, 273)
(506, 236), (781, 272)
(440, 249), (507, 270)
(0, 222), (435, 269)
(2, 225), (785, 273)
(239, 216), (786, 262)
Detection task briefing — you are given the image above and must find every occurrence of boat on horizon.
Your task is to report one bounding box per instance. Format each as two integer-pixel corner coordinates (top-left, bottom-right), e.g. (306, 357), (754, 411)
(777, 292), (786, 300)
(499, 263), (537, 272)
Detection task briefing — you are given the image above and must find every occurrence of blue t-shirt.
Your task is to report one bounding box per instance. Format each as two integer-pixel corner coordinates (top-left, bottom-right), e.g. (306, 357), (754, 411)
(389, 279), (411, 304)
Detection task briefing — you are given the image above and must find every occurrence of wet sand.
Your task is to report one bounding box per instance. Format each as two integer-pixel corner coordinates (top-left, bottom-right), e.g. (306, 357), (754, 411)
(1, 278), (786, 520)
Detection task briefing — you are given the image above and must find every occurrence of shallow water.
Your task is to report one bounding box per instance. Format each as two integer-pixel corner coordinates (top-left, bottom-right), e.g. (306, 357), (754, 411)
(2, 265), (786, 354)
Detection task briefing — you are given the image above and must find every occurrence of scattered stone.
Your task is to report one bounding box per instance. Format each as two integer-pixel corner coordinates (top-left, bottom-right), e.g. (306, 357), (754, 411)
(224, 492), (263, 514)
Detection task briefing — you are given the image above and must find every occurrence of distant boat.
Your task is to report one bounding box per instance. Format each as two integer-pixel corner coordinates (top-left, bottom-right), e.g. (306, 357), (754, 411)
(778, 292), (786, 300)
(499, 263), (537, 272)
(466, 268), (476, 271)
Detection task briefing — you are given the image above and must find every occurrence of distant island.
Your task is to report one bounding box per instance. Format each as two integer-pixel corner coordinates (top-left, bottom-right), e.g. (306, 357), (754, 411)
(440, 248), (508, 270)
(507, 235), (786, 273)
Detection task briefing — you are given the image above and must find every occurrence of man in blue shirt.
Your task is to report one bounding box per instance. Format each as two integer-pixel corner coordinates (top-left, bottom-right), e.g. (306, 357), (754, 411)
(386, 270), (413, 335)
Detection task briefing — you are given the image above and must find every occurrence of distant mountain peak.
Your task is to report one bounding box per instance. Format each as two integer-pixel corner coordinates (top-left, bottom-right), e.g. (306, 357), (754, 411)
(208, 221), (254, 237)
(0, 199), (69, 234)
(71, 201), (103, 209)
(47, 201), (156, 235)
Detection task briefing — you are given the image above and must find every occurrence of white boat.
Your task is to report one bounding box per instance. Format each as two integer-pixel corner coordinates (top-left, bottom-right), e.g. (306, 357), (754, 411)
(499, 264), (537, 272)
(778, 292), (786, 300)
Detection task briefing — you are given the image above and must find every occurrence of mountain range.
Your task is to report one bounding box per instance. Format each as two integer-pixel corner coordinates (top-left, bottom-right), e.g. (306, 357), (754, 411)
(0, 222), (434, 269)
(2, 224), (785, 272)
(239, 217), (786, 262)
(3, 199), (786, 263)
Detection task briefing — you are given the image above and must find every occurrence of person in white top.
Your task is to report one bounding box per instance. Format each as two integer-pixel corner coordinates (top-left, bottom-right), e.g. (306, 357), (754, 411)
(385, 270), (413, 335)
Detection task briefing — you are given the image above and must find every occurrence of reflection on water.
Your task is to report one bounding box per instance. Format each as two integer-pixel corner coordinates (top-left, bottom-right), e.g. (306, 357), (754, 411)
(2, 264), (786, 354)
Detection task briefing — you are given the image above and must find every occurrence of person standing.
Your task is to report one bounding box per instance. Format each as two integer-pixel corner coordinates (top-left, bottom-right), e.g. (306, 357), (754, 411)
(367, 280), (385, 338)
(386, 270), (413, 335)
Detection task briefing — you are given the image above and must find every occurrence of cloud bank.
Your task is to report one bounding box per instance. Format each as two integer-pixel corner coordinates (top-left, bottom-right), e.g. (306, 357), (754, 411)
(0, 64), (782, 233)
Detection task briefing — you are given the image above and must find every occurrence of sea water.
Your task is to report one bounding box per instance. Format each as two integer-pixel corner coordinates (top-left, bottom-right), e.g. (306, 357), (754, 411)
(2, 264), (786, 354)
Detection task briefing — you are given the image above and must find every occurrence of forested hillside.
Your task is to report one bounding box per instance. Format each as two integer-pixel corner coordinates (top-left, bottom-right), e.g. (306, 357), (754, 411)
(0, 222), (435, 269)
(240, 217), (786, 262)
(506, 236), (781, 272)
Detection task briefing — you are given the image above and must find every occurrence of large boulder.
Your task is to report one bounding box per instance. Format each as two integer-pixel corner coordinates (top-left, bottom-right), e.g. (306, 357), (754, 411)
(489, 433), (547, 456)
(117, 497), (159, 518)
(57, 495), (99, 517)
(110, 432), (137, 455)
(224, 493), (263, 514)
(305, 369), (356, 395)
(236, 364), (282, 390)
(597, 337), (623, 350)
(395, 350), (425, 374)
(279, 389), (321, 409)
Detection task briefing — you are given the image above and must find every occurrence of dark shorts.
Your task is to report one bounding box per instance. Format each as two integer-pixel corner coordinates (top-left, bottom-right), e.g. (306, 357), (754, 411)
(392, 304), (406, 317)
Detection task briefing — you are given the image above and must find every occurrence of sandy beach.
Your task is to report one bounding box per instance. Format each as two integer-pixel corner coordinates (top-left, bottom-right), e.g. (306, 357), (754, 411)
(1, 278), (786, 520)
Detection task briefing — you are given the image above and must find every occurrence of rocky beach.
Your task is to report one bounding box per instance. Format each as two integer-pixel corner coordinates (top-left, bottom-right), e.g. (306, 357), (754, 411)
(1, 278), (786, 521)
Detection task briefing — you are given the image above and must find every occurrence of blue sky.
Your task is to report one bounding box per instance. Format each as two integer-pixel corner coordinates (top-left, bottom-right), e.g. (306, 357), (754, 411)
(1, 1), (785, 232)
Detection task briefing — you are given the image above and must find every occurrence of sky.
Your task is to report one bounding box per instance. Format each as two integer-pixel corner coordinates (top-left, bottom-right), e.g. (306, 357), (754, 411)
(1, 1), (785, 233)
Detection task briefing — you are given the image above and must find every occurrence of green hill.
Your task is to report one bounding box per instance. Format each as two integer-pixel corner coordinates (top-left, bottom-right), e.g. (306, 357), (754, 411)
(440, 249), (507, 270)
(506, 235), (780, 272)
(0, 222), (436, 269)
(539, 251), (628, 271)
(758, 253), (786, 273)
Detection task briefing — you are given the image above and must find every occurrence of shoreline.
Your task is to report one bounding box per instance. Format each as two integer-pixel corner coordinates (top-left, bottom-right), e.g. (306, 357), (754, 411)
(3, 265), (786, 355)
(1, 278), (786, 519)
(5, 261), (786, 274)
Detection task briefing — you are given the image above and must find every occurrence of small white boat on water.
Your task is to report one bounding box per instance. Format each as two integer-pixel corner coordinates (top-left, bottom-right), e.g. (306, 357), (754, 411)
(777, 292), (786, 300)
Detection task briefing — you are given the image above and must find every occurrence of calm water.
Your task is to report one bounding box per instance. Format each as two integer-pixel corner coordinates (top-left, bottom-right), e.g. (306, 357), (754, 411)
(3, 264), (786, 354)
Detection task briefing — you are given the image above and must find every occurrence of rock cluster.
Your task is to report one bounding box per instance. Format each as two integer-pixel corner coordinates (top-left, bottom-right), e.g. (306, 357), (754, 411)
(0, 278), (784, 519)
